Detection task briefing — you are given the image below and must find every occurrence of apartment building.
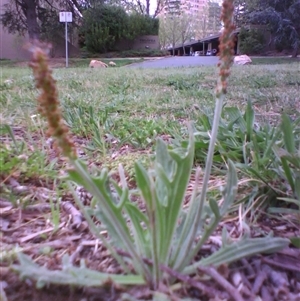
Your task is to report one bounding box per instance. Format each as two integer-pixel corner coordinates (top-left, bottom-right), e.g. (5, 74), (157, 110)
(160, 0), (221, 40)
(161, 0), (208, 18)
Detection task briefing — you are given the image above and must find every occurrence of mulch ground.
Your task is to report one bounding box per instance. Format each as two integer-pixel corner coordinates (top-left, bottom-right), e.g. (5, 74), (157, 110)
(1, 175), (299, 301)
(1, 127), (300, 301)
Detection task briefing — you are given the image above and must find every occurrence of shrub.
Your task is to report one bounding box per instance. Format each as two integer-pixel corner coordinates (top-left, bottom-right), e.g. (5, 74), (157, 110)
(80, 5), (128, 53)
(114, 49), (169, 57)
(80, 5), (159, 54)
(239, 27), (266, 55)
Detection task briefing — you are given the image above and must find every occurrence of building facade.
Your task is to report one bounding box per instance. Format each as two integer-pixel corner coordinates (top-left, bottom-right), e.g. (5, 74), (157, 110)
(161, 0), (208, 18)
(160, 0), (221, 40)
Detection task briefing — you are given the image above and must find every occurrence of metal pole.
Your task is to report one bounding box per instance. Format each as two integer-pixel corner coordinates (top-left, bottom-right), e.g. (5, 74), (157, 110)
(65, 21), (68, 68)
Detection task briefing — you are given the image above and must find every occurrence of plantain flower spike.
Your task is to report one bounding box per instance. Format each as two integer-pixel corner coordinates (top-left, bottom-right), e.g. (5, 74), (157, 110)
(217, 0), (236, 97)
(29, 44), (77, 160)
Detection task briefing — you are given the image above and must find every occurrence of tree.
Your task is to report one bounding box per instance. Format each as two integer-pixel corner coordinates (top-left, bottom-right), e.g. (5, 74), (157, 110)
(250, 0), (300, 57)
(233, 0), (259, 27)
(234, 0), (300, 57)
(195, 4), (209, 39)
(1, 0), (82, 40)
(158, 17), (168, 49)
(80, 4), (128, 53)
(112, 0), (165, 17)
(239, 27), (265, 54)
(178, 13), (194, 55)
(207, 1), (222, 34)
(159, 16), (181, 55)
(126, 13), (159, 41)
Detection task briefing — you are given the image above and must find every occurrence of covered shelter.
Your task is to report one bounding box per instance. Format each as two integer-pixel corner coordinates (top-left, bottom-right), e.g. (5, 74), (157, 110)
(168, 29), (240, 56)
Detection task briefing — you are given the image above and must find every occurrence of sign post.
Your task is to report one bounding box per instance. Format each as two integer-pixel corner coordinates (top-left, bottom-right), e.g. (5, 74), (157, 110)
(59, 12), (73, 68)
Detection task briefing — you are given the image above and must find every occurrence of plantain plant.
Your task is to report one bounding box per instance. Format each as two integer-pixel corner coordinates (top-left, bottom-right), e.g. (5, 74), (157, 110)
(12, 0), (289, 298)
(271, 114), (300, 210)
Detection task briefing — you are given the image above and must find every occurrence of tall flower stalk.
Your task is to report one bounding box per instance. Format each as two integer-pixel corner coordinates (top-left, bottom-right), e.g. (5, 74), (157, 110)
(201, 0), (235, 200)
(170, 0), (237, 271)
(29, 44), (77, 160)
(197, 0), (236, 210)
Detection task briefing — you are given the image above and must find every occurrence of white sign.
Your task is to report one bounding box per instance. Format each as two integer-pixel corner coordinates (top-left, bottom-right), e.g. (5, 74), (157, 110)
(59, 12), (73, 67)
(59, 12), (72, 23)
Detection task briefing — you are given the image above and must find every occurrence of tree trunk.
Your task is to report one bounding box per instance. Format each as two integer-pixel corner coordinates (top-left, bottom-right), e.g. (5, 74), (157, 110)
(292, 47), (298, 58)
(24, 0), (40, 40)
(146, 0), (150, 15)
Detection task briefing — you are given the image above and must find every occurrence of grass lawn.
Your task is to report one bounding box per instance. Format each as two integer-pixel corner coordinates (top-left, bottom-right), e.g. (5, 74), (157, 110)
(0, 60), (299, 300)
(0, 57), (144, 68)
(251, 56), (300, 65)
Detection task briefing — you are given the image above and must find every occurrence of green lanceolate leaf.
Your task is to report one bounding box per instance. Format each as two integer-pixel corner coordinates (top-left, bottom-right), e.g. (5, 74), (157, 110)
(172, 97), (226, 271)
(295, 177), (300, 201)
(135, 162), (155, 209)
(125, 202), (151, 257)
(245, 100), (255, 142)
(13, 253), (144, 288)
(281, 157), (295, 192)
(69, 160), (150, 281)
(220, 160), (238, 215)
(135, 161), (160, 286)
(224, 106), (246, 132)
(281, 113), (296, 153)
(157, 132), (195, 264)
(183, 236), (289, 274)
(209, 199), (220, 219)
(290, 237), (300, 248)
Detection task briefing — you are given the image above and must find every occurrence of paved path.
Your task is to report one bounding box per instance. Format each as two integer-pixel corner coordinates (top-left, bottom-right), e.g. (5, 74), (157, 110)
(128, 56), (219, 69)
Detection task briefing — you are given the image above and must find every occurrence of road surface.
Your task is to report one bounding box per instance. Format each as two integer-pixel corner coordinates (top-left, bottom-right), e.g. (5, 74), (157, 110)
(128, 56), (220, 69)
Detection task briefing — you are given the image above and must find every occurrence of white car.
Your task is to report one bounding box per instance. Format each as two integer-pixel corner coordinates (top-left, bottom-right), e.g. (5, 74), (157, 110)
(194, 51), (204, 56)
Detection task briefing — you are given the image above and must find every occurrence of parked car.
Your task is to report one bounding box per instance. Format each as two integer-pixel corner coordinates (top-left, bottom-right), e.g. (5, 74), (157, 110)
(194, 51), (204, 56)
(206, 49), (218, 56)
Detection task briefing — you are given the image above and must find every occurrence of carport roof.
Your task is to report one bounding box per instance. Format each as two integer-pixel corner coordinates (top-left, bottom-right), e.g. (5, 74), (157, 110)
(169, 28), (241, 51)
(199, 33), (222, 42)
(199, 29), (240, 42)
